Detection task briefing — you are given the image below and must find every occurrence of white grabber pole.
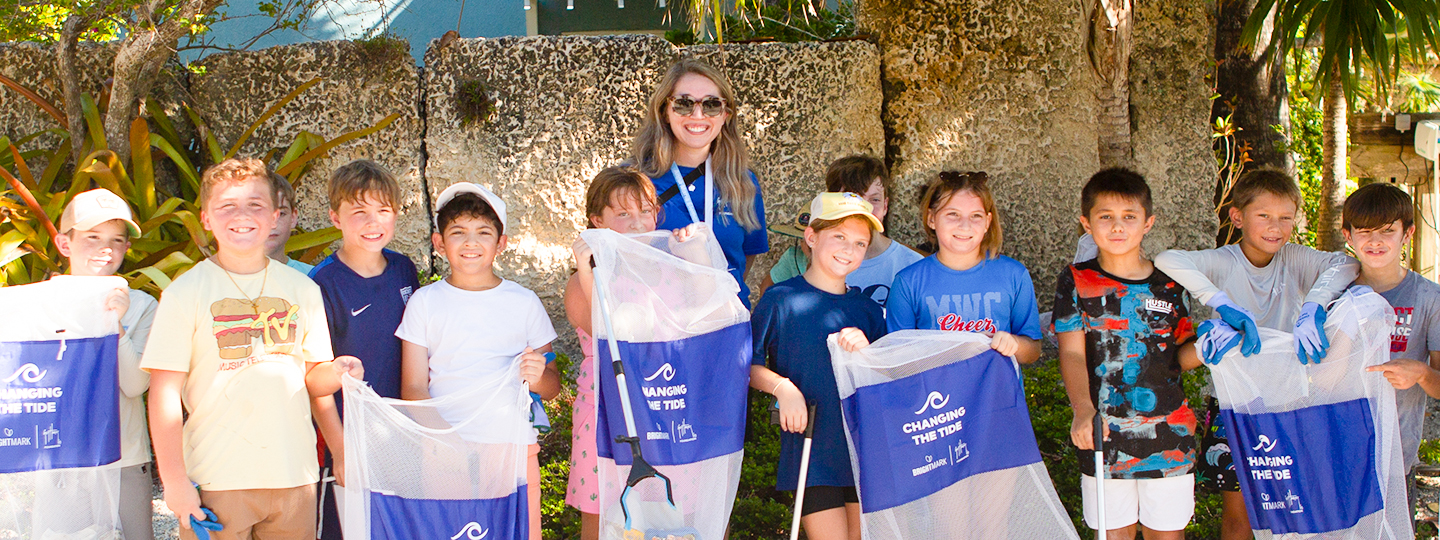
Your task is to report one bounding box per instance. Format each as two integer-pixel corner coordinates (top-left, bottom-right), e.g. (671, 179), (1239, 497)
(790, 404), (818, 540)
(1094, 412), (1107, 539)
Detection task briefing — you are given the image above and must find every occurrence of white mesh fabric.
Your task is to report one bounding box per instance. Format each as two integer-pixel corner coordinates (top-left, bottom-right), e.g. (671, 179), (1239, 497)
(581, 227), (746, 342)
(582, 227), (748, 540)
(0, 277), (126, 539)
(341, 367), (530, 539)
(1210, 289), (1410, 539)
(830, 330), (1080, 540)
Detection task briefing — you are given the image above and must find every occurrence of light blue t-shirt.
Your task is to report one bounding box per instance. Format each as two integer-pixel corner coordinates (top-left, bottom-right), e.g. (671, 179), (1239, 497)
(886, 254), (1042, 339)
(285, 258), (314, 275)
(847, 241), (924, 308)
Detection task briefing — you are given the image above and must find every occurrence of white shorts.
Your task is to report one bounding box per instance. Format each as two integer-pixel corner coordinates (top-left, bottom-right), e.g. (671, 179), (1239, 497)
(1081, 474), (1194, 531)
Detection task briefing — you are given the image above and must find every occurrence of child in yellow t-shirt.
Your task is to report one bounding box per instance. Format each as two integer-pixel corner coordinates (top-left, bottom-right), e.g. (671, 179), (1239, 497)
(142, 158), (362, 538)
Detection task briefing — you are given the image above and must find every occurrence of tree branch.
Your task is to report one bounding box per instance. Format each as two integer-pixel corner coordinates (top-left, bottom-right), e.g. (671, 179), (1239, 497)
(103, 0), (225, 162)
(56, 0), (121, 163)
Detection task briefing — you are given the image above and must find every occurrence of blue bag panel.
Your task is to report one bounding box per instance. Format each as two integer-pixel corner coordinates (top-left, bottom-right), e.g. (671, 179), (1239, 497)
(596, 323), (751, 466)
(369, 486), (528, 540)
(842, 349), (1042, 512)
(1223, 398), (1382, 534)
(0, 335), (120, 472)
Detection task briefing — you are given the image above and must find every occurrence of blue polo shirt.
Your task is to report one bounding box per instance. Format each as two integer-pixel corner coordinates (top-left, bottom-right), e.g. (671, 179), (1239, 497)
(309, 249), (420, 400)
(652, 165), (768, 307)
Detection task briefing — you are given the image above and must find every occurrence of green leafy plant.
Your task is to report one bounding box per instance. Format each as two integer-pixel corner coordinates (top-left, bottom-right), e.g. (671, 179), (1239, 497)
(1, 76), (398, 294)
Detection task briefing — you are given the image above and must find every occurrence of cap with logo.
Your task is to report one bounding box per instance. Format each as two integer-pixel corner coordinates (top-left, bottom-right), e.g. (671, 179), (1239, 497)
(433, 182), (507, 231)
(808, 192), (882, 232)
(60, 188), (141, 237)
(768, 192), (884, 239)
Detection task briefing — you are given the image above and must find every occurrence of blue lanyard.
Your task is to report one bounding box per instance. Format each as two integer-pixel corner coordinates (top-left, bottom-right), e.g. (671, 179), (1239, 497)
(669, 157), (713, 225)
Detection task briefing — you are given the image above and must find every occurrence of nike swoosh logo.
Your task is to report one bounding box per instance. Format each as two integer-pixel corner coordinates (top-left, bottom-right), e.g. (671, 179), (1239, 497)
(351, 304), (372, 317)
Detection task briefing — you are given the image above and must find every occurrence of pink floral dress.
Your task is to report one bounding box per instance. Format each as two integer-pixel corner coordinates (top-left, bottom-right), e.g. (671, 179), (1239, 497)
(566, 328), (599, 513)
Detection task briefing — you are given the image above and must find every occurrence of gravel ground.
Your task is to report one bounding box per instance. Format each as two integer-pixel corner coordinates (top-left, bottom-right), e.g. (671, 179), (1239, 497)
(152, 480), (179, 540)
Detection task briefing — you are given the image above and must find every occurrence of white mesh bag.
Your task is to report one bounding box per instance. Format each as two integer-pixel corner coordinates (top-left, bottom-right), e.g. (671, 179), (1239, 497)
(1210, 288), (1410, 539)
(0, 276), (127, 539)
(340, 364), (531, 540)
(581, 227), (750, 540)
(828, 330), (1079, 540)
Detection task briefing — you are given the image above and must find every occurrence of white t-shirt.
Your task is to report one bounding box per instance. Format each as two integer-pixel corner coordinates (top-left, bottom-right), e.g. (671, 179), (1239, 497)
(846, 241), (924, 308)
(395, 279), (557, 442)
(1155, 243), (1358, 330)
(117, 289), (157, 468)
(140, 259), (332, 491)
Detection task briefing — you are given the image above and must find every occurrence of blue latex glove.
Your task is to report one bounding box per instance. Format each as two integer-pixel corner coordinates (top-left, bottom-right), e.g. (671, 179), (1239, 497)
(1197, 319), (1243, 365)
(1293, 301), (1329, 365)
(1206, 292), (1261, 356)
(190, 507), (223, 540)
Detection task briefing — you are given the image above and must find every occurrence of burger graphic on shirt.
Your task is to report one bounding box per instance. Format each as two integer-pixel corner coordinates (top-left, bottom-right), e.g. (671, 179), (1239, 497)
(210, 297), (300, 359)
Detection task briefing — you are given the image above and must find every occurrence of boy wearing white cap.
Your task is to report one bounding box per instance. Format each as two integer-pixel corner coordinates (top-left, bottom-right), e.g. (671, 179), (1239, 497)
(396, 182), (559, 540)
(54, 188), (158, 540)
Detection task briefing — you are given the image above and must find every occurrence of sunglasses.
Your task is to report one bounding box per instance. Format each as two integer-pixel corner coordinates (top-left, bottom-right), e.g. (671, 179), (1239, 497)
(669, 95), (728, 118)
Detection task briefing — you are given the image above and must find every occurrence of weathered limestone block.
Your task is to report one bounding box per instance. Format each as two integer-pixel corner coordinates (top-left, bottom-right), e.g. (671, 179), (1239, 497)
(189, 40), (427, 269)
(1130, 1), (1219, 255)
(857, 0), (1216, 307)
(856, 0), (1102, 305)
(424, 35), (884, 357)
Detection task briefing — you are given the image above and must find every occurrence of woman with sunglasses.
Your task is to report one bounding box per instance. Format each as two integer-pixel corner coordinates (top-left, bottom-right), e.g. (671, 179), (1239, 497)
(631, 58), (768, 307)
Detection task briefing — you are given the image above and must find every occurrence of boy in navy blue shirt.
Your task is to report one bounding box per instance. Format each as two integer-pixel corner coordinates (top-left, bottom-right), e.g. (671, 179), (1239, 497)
(308, 159), (419, 539)
(750, 193), (886, 540)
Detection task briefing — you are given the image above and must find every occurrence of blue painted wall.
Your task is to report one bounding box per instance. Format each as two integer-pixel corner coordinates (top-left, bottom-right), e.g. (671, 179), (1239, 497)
(185, 0), (528, 64)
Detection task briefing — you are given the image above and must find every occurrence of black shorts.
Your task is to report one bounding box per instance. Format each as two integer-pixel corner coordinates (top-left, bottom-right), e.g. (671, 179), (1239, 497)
(799, 485), (858, 516)
(1197, 397), (1241, 492)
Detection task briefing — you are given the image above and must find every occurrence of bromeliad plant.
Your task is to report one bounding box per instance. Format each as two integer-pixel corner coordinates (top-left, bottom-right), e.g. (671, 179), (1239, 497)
(0, 76), (398, 295)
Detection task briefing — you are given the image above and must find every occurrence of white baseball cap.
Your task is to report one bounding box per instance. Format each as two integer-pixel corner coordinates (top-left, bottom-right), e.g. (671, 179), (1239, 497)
(60, 188), (140, 236)
(434, 182), (507, 232)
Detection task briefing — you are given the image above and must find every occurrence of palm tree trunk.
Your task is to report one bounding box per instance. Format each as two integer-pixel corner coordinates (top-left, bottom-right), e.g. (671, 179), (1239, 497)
(1213, 0), (1289, 246)
(1318, 71), (1347, 251)
(1089, 0), (1134, 168)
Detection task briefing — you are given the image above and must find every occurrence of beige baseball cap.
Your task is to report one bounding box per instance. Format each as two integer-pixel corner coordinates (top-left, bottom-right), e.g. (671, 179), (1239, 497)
(808, 192), (883, 232)
(434, 182), (507, 232)
(60, 188), (140, 236)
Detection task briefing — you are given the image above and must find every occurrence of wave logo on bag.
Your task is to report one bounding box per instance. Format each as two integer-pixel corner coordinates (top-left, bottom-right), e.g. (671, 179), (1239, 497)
(644, 363), (677, 382)
(914, 391), (950, 415)
(3, 363), (46, 384)
(1252, 434), (1279, 453)
(450, 522), (489, 540)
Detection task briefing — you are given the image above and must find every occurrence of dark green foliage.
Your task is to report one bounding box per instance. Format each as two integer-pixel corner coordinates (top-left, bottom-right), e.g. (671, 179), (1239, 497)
(456, 80), (497, 127)
(729, 390), (792, 539)
(540, 352), (582, 540)
(664, 1), (857, 45)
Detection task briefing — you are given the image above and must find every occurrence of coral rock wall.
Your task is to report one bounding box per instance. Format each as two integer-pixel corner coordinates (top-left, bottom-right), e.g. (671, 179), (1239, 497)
(1, 11), (1214, 357)
(856, 0), (1216, 306)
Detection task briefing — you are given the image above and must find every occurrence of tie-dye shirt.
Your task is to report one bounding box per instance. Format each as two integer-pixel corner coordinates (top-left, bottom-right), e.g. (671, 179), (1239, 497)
(1052, 260), (1197, 479)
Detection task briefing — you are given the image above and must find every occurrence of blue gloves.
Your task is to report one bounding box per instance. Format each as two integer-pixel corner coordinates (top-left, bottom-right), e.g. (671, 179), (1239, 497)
(1293, 301), (1329, 365)
(1197, 319), (1243, 365)
(190, 507), (223, 540)
(1206, 292), (1261, 356)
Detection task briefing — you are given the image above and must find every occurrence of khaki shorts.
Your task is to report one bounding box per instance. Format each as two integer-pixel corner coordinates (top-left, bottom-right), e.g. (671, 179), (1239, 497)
(180, 484), (317, 540)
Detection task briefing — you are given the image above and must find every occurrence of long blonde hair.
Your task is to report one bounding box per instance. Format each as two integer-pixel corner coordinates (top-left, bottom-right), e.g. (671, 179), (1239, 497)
(630, 58), (760, 231)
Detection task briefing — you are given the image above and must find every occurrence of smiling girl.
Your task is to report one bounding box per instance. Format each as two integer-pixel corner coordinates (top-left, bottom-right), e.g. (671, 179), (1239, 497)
(885, 171), (1042, 364)
(750, 192), (887, 540)
(631, 58), (768, 307)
